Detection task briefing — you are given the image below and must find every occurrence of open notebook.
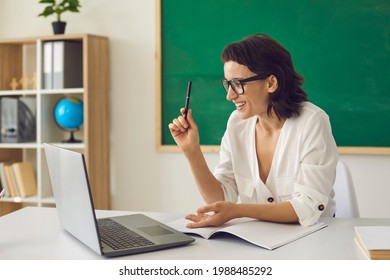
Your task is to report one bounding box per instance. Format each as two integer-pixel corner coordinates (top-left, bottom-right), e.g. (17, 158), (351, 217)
(168, 217), (327, 250)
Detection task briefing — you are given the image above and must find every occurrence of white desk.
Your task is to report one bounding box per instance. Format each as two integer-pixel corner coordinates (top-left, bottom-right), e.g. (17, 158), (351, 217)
(1, 207), (389, 260)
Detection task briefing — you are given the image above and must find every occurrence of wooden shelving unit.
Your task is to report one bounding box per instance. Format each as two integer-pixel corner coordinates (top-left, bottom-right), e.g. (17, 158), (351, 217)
(0, 34), (110, 216)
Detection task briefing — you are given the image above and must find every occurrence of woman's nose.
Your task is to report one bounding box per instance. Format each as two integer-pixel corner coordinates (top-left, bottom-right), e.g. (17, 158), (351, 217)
(226, 86), (238, 101)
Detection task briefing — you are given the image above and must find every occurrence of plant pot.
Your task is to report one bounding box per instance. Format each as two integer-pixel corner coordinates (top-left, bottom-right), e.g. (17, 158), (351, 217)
(52, 21), (67, 34)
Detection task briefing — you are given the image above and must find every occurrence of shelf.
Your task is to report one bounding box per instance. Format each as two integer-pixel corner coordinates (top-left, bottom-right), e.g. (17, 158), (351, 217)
(0, 143), (85, 149)
(0, 89), (84, 95)
(39, 143), (85, 149)
(0, 195), (55, 204)
(0, 90), (37, 96)
(40, 197), (56, 204)
(0, 34), (110, 216)
(41, 88), (84, 95)
(0, 143), (38, 149)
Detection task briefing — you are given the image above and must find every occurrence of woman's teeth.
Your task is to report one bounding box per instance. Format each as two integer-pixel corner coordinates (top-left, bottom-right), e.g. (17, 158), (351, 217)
(235, 102), (245, 110)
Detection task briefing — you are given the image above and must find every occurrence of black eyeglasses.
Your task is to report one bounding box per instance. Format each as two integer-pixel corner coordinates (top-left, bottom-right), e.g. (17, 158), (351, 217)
(221, 74), (268, 95)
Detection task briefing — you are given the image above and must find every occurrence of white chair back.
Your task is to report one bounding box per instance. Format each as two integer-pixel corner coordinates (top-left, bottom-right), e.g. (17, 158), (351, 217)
(333, 161), (360, 217)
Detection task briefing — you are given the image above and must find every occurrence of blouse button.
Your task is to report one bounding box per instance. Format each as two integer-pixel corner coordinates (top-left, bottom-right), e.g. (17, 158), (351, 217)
(318, 204), (325, 211)
(267, 197), (274, 203)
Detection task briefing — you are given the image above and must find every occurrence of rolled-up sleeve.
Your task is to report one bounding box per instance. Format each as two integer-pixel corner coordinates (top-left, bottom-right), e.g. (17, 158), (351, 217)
(290, 111), (338, 226)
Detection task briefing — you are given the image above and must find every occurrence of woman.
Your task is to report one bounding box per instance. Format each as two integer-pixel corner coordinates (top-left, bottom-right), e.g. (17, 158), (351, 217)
(168, 34), (338, 228)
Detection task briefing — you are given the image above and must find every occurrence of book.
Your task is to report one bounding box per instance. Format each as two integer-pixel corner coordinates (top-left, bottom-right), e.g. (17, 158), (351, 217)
(8, 164), (21, 197)
(168, 217), (327, 250)
(355, 226), (390, 260)
(0, 162), (11, 197)
(43, 40), (83, 89)
(3, 163), (17, 197)
(11, 162), (37, 197)
(43, 41), (53, 89)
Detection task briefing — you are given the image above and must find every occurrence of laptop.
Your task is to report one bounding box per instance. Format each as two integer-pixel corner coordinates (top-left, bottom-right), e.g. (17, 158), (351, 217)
(44, 143), (194, 257)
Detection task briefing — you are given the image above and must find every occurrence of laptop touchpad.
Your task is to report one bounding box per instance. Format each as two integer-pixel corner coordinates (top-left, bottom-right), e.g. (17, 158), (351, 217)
(138, 225), (174, 236)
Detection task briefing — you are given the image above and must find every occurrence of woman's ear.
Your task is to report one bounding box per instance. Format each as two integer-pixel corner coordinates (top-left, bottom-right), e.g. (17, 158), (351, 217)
(267, 75), (278, 93)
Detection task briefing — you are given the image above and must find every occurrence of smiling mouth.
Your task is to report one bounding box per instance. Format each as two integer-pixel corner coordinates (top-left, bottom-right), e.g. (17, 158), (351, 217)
(234, 101), (246, 110)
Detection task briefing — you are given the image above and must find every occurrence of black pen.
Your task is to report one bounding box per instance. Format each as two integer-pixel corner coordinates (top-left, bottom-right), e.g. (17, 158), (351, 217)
(184, 81), (192, 120)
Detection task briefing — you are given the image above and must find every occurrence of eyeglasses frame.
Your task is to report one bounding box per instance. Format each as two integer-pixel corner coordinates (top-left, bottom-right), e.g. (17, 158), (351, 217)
(221, 74), (268, 95)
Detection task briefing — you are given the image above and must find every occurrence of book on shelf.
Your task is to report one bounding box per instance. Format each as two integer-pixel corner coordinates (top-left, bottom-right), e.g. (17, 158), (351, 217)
(2, 163), (18, 197)
(11, 162), (37, 197)
(168, 217), (327, 250)
(9, 164), (22, 197)
(0, 97), (36, 143)
(355, 226), (390, 260)
(0, 161), (37, 198)
(43, 40), (83, 89)
(0, 162), (11, 197)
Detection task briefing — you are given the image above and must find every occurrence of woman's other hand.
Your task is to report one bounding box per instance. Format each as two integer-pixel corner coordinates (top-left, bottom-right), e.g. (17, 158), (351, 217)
(185, 201), (237, 228)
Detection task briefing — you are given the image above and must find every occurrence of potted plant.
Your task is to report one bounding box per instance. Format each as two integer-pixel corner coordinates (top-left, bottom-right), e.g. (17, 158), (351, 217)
(38, 0), (81, 34)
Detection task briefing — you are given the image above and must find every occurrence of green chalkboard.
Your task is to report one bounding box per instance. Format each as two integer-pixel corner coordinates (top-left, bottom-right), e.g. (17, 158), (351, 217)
(158, 0), (390, 153)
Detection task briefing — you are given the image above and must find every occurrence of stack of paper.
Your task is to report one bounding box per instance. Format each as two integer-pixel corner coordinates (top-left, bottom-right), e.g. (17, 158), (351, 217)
(355, 226), (390, 260)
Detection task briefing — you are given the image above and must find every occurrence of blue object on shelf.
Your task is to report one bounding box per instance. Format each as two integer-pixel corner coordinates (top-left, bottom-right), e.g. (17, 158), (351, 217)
(54, 97), (83, 143)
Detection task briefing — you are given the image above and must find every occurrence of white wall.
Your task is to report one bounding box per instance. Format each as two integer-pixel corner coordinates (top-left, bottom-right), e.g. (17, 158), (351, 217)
(1, 0), (389, 218)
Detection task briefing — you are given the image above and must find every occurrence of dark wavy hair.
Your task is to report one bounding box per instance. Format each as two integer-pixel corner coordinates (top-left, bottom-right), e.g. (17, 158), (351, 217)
(221, 34), (308, 119)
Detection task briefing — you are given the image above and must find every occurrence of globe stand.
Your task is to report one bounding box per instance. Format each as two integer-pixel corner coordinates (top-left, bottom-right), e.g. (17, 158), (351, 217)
(62, 130), (82, 143)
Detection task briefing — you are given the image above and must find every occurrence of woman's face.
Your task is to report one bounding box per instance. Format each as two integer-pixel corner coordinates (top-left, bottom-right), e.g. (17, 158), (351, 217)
(223, 61), (274, 119)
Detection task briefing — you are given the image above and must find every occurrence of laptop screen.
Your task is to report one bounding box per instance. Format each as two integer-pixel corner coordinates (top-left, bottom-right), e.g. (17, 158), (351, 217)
(44, 143), (102, 255)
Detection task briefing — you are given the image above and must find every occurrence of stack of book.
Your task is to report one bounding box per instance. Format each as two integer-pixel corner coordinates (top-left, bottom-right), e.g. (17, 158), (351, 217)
(355, 226), (390, 260)
(0, 161), (37, 198)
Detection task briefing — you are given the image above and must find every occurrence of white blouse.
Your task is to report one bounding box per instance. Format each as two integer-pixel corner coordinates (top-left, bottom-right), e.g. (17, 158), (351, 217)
(214, 102), (338, 226)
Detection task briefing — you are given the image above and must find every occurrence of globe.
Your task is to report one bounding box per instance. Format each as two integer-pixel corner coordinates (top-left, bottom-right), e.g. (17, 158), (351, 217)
(54, 97), (83, 143)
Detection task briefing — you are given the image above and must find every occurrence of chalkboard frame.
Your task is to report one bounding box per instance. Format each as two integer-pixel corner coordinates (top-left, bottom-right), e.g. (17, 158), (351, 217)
(156, 0), (390, 154)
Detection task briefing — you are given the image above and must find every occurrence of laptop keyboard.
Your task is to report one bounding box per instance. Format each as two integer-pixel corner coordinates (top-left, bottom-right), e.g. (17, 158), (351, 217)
(98, 218), (155, 250)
